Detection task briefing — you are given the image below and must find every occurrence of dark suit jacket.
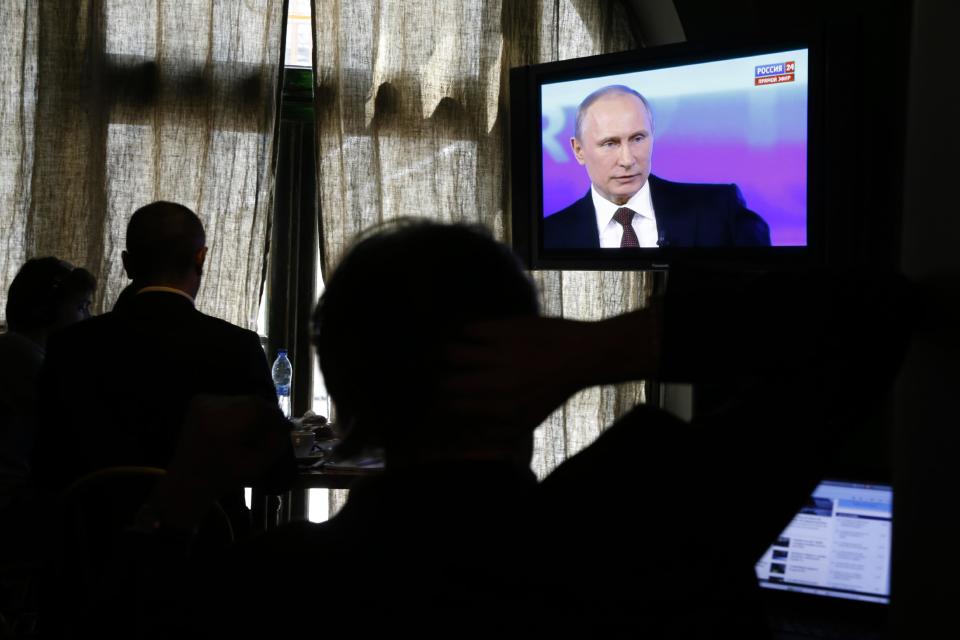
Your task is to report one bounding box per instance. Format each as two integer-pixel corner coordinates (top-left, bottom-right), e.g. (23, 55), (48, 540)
(543, 174), (771, 249)
(33, 291), (278, 490)
(116, 272), (912, 640)
(194, 461), (542, 639)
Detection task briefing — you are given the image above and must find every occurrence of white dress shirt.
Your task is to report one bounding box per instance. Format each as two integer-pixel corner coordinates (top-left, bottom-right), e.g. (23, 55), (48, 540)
(592, 180), (659, 248)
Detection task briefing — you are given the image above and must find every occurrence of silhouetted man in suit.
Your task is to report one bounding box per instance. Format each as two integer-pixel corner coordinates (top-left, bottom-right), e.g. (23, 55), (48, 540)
(544, 85), (771, 249)
(124, 222), (546, 639)
(127, 223), (912, 639)
(32, 201), (283, 533)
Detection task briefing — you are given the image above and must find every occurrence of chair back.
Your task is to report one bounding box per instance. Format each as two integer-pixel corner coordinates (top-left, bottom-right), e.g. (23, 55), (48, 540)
(47, 466), (233, 638)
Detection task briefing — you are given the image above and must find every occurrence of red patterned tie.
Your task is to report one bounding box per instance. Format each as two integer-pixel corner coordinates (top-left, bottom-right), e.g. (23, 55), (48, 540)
(613, 207), (640, 247)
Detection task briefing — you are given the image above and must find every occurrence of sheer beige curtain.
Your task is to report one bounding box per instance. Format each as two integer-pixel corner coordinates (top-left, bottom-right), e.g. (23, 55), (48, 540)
(0, 0), (283, 329)
(528, 2), (652, 478)
(312, 0), (649, 487)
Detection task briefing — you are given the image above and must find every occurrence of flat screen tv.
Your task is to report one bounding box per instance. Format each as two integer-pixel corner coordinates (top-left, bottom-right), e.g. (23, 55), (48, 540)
(510, 35), (823, 270)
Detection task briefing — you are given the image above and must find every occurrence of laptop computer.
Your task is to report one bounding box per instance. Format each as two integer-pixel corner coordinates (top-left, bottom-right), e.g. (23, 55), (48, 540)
(755, 478), (893, 639)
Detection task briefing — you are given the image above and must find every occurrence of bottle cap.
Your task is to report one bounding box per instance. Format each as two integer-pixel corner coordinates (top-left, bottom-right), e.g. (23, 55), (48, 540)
(278, 348), (288, 356)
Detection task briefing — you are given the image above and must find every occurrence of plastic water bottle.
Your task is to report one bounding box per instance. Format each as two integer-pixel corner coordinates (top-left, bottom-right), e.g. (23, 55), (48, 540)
(271, 348), (293, 419)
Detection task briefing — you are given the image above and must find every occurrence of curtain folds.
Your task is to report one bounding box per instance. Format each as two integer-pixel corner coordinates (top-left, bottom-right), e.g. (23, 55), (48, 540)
(0, 0), (284, 330)
(0, 1), (37, 303)
(312, 0), (650, 486)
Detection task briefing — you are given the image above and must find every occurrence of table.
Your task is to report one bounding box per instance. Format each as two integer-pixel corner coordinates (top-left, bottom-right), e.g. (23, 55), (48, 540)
(251, 435), (383, 529)
(295, 462), (382, 490)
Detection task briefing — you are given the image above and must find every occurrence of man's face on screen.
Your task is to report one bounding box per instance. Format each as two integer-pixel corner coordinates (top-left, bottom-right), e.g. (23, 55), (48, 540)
(571, 93), (654, 206)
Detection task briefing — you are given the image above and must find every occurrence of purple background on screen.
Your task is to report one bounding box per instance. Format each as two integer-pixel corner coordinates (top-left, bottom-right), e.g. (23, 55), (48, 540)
(542, 89), (808, 246)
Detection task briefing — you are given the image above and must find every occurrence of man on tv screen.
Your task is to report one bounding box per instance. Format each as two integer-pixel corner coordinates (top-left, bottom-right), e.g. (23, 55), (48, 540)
(543, 85), (771, 249)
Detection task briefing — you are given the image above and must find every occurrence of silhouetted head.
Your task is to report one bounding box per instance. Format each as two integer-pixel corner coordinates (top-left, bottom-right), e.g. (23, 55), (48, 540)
(313, 221), (539, 465)
(122, 201), (207, 295)
(5, 257), (96, 337)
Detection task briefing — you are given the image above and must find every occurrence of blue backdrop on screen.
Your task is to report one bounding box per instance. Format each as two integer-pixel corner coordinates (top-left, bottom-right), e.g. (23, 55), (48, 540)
(541, 49), (808, 246)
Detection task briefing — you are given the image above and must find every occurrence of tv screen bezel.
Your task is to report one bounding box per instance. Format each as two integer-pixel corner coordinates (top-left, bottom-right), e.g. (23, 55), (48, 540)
(510, 33), (824, 271)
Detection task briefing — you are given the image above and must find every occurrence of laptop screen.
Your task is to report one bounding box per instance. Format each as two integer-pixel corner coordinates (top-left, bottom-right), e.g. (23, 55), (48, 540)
(755, 479), (893, 604)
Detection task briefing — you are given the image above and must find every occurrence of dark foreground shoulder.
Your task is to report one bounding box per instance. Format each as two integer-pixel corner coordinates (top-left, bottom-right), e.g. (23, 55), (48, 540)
(193, 309), (263, 344)
(45, 311), (121, 354)
(188, 309), (276, 401)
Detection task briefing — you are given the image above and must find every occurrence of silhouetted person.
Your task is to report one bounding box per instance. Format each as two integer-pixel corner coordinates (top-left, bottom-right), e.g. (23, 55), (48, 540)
(129, 223), (913, 639)
(241, 221), (543, 636)
(32, 202), (284, 534)
(0, 257), (95, 508)
(124, 222), (545, 639)
(442, 268), (914, 637)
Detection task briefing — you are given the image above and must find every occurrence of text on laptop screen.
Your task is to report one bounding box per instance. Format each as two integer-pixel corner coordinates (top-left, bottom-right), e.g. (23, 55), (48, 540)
(755, 479), (893, 604)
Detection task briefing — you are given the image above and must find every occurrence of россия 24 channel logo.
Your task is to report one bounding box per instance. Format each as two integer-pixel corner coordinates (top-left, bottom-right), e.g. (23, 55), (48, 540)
(755, 60), (796, 86)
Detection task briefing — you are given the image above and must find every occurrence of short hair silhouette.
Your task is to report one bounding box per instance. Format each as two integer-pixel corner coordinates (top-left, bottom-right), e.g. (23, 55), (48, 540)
(5, 257), (96, 332)
(125, 201), (205, 282)
(313, 221), (539, 457)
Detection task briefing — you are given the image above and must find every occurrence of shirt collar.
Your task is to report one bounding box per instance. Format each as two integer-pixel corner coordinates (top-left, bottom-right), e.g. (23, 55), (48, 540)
(135, 286), (195, 305)
(591, 179), (655, 234)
